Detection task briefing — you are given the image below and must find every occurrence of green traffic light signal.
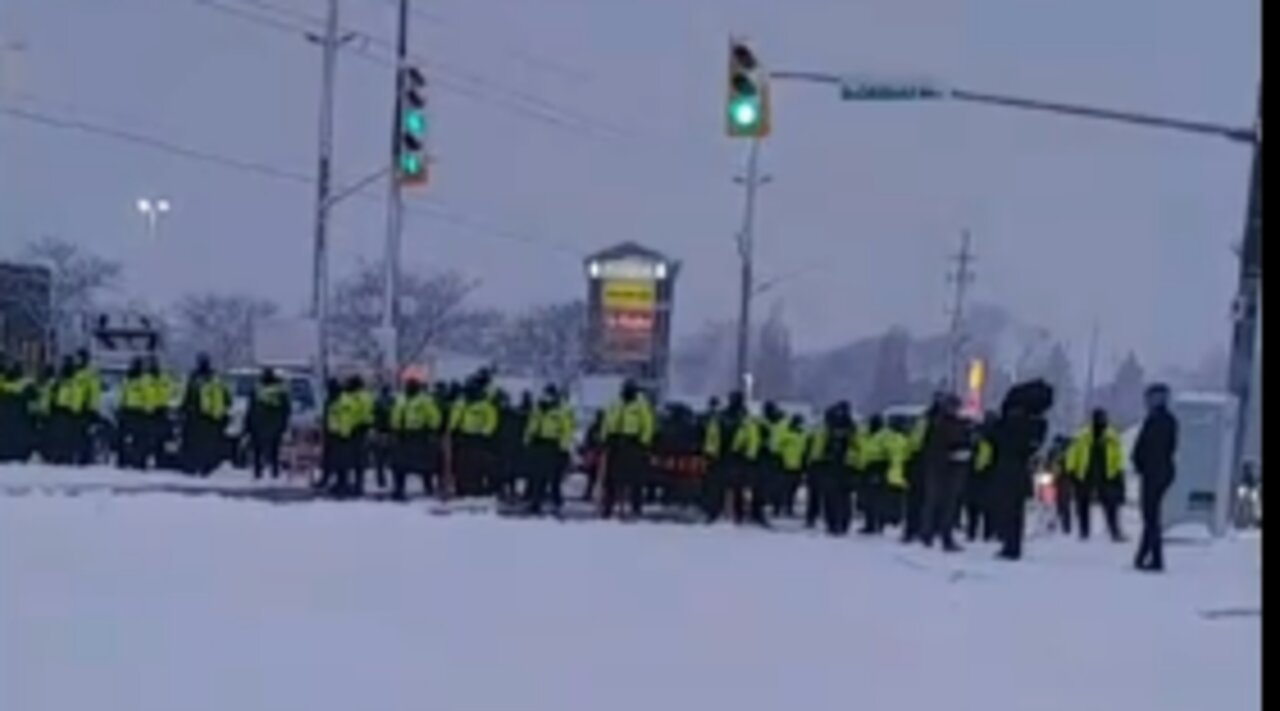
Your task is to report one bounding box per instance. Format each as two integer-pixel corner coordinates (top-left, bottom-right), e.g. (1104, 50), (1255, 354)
(729, 97), (760, 128)
(400, 152), (424, 177)
(403, 109), (426, 137)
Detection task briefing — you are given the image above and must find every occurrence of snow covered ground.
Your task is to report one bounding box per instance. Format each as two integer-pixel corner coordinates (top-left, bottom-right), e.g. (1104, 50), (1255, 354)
(0, 464), (1261, 711)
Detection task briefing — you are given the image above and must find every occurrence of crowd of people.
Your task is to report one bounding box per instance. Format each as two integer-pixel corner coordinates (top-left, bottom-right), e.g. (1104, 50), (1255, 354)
(0, 352), (1179, 571)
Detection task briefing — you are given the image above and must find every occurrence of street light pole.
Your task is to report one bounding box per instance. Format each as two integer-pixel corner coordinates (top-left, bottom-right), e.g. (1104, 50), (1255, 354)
(1226, 86), (1262, 490)
(309, 0), (349, 380)
(380, 0), (411, 379)
(734, 138), (769, 398)
(136, 197), (171, 240)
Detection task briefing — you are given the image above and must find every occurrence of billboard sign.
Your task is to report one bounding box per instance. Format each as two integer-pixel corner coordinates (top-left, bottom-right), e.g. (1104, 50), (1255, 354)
(600, 276), (657, 362)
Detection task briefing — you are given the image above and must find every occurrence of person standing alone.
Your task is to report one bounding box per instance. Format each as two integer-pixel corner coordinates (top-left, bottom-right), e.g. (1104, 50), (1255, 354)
(1132, 384), (1178, 572)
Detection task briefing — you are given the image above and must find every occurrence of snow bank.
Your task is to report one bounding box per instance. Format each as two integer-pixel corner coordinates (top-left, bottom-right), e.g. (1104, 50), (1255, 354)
(0, 482), (1261, 711)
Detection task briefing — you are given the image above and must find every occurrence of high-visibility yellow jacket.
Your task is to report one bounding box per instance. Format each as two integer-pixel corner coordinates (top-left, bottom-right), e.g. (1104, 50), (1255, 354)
(391, 392), (442, 433)
(525, 403), (575, 452)
(54, 377), (87, 413)
(603, 396), (655, 447)
(1065, 426), (1125, 480)
(121, 376), (150, 412)
(73, 367), (101, 413)
(326, 392), (365, 438)
(198, 378), (231, 419)
(450, 397), (500, 437)
(771, 422), (808, 473)
(864, 428), (911, 488)
(144, 374), (175, 413)
(807, 424), (859, 468)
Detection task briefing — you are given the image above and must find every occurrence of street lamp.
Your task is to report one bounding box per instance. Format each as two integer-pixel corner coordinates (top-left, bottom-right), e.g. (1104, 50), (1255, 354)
(136, 197), (171, 240)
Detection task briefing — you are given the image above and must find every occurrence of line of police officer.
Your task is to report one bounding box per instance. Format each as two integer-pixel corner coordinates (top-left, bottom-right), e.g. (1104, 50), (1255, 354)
(0, 351), (292, 479)
(4, 355), (1173, 567)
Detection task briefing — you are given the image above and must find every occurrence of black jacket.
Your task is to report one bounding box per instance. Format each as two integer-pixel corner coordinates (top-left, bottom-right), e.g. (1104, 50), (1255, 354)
(1132, 408), (1178, 488)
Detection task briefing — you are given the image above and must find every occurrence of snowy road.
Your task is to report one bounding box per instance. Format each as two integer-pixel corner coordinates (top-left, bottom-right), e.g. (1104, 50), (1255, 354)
(0, 465), (1262, 711)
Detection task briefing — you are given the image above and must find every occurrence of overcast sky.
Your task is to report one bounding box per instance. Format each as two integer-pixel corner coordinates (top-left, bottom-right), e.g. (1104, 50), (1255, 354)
(0, 0), (1260, 372)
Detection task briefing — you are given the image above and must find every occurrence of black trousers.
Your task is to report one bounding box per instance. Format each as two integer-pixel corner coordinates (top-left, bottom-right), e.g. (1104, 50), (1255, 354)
(1054, 475), (1074, 535)
(526, 441), (566, 514)
(454, 435), (496, 497)
(920, 464), (964, 547)
(602, 440), (647, 518)
(860, 465), (887, 533)
(1075, 478), (1123, 541)
(964, 475), (994, 541)
(824, 471), (853, 535)
(1135, 482), (1169, 570)
(391, 434), (437, 500)
(994, 479), (1028, 560)
(250, 433), (283, 479)
(805, 466), (831, 528)
(902, 468), (926, 542)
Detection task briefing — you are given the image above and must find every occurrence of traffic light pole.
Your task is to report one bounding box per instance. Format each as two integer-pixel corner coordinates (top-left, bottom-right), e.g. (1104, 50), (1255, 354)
(734, 138), (767, 398)
(381, 0), (411, 378)
(310, 0), (343, 380)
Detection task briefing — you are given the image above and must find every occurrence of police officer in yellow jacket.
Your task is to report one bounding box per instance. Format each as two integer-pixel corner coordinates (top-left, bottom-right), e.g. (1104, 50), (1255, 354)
(601, 380), (655, 519)
(182, 355), (231, 477)
(858, 414), (889, 534)
(702, 391), (761, 524)
(49, 356), (89, 465)
(0, 360), (35, 462)
(1065, 408), (1127, 542)
(448, 372), (501, 498)
(246, 368), (292, 480)
(325, 378), (364, 498)
(71, 349), (102, 465)
(806, 402), (856, 533)
(117, 358), (150, 468)
(139, 357), (174, 469)
(524, 384), (575, 515)
(389, 375), (443, 501)
(772, 413), (808, 517)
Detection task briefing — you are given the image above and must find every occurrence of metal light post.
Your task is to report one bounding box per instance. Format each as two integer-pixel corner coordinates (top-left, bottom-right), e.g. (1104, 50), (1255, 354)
(733, 138), (771, 398)
(135, 197), (171, 240)
(769, 67), (1260, 488)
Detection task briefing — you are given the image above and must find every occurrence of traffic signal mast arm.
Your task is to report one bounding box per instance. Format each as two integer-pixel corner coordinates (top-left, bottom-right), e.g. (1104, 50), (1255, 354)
(766, 69), (1258, 145)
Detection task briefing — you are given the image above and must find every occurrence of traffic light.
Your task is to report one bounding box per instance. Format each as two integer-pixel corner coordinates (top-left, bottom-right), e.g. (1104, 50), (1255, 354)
(726, 38), (770, 138)
(397, 64), (428, 186)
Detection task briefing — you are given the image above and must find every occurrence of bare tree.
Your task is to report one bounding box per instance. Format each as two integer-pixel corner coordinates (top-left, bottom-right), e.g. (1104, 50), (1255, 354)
(23, 236), (122, 350)
(496, 300), (587, 386)
(753, 303), (794, 401)
(170, 292), (278, 370)
(672, 319), (735, 397)
(866, 328), (912, 413)
(329, 261), (483, 369)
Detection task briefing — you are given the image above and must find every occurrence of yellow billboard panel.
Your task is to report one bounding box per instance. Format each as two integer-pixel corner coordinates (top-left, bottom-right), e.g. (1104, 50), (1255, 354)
(602, 278), (656, 311)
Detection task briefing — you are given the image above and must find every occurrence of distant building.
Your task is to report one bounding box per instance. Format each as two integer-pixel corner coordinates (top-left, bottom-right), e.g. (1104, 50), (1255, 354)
(0, 261), (53, 368)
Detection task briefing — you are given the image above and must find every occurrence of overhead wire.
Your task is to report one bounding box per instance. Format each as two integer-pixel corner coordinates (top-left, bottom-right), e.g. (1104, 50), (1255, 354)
(194, 0), (724, 169)
(198, 0), (627, 139)
(0, 101), (587, 255)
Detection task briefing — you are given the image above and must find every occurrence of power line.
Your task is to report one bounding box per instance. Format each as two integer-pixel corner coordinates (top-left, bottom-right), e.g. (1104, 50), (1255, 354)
(0, 101), (585, 255)
(196, 0), (627, 140)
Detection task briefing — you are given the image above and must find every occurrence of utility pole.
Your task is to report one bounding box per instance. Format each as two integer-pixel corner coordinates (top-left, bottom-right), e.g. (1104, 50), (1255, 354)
(945, 230), (976, 392)
(309, 0), (344, 379)
(733, 138), (769, 398)
(380, 0), (411, 378)
(1227, 85), (1262, 491)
